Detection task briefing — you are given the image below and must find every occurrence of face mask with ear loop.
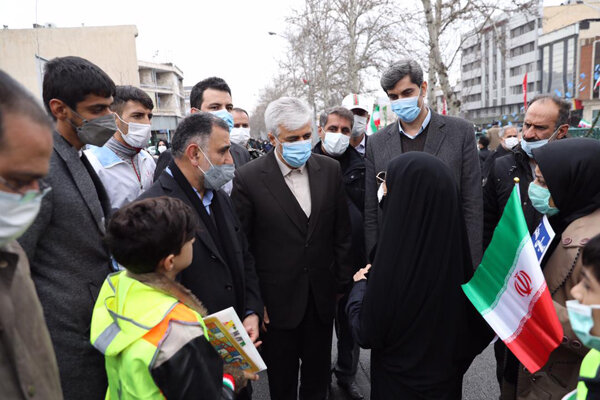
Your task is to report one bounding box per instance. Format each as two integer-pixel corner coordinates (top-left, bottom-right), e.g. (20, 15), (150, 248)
(196, 146), (235, 190)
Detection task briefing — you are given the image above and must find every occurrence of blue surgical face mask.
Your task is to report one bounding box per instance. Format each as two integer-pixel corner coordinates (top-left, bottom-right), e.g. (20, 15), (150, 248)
(521, 127), (560, 158)
(390, 90), (422, 123)
(275, 137), (312, 168)
(210, 109), (234, 132)
(528, 182), (559, 216)
(567, 300), (600, 350)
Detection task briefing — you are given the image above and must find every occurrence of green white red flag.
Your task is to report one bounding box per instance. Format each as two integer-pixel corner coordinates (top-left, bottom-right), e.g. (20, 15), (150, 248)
(370, 104), (380, 134)
(462, 185), (563, 373)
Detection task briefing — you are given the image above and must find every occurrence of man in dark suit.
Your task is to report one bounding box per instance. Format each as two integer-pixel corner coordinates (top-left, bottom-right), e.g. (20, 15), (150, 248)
(18, 56), (117, 400)
(231, 97), (353, 400)
(313, 107), (366, 400)
(138, 112), (263, 347)
(153, 77), (250, 181)
(364, 58), (483, 266)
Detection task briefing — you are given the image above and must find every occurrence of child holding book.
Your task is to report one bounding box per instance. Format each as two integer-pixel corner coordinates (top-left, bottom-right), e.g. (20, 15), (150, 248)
(91, 196), (257, 399)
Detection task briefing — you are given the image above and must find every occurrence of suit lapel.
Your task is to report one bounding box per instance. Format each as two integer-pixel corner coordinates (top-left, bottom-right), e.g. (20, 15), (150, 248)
(423, 111), (446, 156)
(159, 173), (227, 265)
(306, 156), (323, 240)
(261, 152), (308, 234)
(384, 122), (402, 168)
(53, 132), (106, 234)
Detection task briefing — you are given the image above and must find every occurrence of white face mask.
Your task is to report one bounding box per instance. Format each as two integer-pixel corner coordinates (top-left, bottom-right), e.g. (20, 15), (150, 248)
(323, 131), (350, 156)
(116, 114), (152, 149)
(352, 115), (368, 137)
(0, 188), (49, 247)
(230, 127), (251, 147)
(157, 145), (167, 153)
(504, 137), (519, 150)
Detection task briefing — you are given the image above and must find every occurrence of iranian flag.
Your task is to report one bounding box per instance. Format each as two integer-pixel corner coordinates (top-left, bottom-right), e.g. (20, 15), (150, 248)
(370, 104), (380, 134)
(462, 185), (563, 373)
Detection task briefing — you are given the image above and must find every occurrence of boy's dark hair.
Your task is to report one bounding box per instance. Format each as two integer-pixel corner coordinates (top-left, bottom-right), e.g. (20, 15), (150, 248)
(111, 85), (154, 116)
(190, 77), (231, 110)
(583, 234), (600, 281)
(0, 69), (52, 147)
(105, 197), (197, 274)
(42, 56), (115, 120)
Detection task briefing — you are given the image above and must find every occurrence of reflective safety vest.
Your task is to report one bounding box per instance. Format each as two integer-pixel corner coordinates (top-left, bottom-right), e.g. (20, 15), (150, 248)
(575, 349), (600, 399)
(90, 272), (211, 399)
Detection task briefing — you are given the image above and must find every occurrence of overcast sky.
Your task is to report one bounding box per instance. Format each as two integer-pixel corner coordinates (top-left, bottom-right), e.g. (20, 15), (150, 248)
(1, 0), (565, 112)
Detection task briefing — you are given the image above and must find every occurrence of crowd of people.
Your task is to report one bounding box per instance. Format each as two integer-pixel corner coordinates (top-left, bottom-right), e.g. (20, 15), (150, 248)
(1, 53), (600, 400)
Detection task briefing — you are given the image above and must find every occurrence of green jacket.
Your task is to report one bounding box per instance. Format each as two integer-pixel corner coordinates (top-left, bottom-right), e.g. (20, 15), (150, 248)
(90, 271), (234, 399)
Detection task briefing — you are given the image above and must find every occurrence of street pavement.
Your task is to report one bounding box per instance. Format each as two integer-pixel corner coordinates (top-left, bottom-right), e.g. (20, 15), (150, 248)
(251, 339), (499, 399)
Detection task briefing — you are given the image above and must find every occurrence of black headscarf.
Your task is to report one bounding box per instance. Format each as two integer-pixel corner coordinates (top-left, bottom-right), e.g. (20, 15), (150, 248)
(360, 152), (487, 395)
(534, 138), (600, 235)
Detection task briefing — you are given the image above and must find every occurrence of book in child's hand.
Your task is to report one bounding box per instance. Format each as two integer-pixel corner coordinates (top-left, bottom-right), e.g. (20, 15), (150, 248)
(204, 307), (267, 374)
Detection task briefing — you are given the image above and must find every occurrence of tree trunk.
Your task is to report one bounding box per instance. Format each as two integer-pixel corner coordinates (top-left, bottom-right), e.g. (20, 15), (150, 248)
(422, 0), (460, 115)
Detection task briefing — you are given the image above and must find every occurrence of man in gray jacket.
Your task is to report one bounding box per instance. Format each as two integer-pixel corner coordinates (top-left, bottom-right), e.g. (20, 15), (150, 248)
(364, 59), (482, 266)
(18, 56), (117, 400)
(0, 70), (62, 400)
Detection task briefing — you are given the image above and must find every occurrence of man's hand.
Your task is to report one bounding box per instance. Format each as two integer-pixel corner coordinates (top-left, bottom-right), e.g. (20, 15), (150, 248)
(261, 306), (270, 333)
(353, 264), (371, 282)
(243, 314), (262, 348)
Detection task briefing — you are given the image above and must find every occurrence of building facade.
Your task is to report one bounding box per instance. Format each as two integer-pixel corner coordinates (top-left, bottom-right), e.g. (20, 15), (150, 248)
(460, 13), (543, 125)
(460, 2), (600, 127)
(0, 25), (140, 98)
(138, 60), (186, 142)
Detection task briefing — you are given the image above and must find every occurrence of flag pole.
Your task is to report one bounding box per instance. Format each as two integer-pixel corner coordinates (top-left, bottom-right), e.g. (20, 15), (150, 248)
(514, 177), (521, 203)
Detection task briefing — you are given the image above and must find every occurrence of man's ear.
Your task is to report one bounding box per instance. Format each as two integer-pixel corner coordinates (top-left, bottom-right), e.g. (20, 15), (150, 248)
(184, 143), (200, 166)
(268, 132), (277, 147)
(556, 124), (569, 139)
(190, 107), (199, 114)
(49, 99), (69, 121)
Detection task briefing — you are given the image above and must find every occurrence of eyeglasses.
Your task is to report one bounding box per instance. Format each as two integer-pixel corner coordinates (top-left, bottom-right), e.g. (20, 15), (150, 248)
(0, 175), (50, 201)
(376, 171), (386, 184)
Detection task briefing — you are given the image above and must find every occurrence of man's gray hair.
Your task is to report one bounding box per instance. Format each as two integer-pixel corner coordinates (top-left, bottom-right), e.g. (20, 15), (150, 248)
(529, 95), (571, 129)
(499, 126), (518, 138)
(380, 58), (424, 94)
(319, 107), (354, 128)
(265, 97), (312, 137)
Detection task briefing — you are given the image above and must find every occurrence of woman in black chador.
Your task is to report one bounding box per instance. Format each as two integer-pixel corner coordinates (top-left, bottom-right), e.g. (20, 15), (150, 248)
(347, 152), (490, 399)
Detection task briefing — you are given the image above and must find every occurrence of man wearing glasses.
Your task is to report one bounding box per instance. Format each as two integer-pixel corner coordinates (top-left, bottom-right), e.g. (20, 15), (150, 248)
(0, 69), (62, 399)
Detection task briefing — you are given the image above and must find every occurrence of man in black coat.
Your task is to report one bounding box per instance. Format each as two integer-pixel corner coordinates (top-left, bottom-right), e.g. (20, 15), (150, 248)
(313, 106), (366, 399)
(137, 112), (263, 350)
(231, 97), (353, 400)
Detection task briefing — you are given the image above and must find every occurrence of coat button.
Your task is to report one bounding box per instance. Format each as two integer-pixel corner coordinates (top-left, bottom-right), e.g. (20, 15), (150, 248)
(572, 339), (582, 349)
(0, 260), (8, 268)
(562, 335), (569, 344)
(303, 267), (308, 272)
(581, 238), (590, 246)
(27, 385), (35, 397)
(225, 284), (233, 291)
(562, 238), (572, 245)
(210, 254), (217, 260)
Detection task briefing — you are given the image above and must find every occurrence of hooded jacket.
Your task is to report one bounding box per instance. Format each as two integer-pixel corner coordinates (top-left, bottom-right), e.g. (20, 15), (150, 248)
(90, 271), (235, 400)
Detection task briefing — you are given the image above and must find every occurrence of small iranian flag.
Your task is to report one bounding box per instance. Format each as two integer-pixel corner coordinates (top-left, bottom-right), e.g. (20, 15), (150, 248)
(370, 104), (380, 134)
(462, 185), (563, 373)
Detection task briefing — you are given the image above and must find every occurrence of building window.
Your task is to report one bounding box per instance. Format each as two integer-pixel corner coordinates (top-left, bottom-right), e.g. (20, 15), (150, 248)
(543, 45), (550, 92)
(510, 21), (536, 38)
(510, 42), (535, 57)
(511, 85), (523, 95)
(550, 41), (564, 95)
